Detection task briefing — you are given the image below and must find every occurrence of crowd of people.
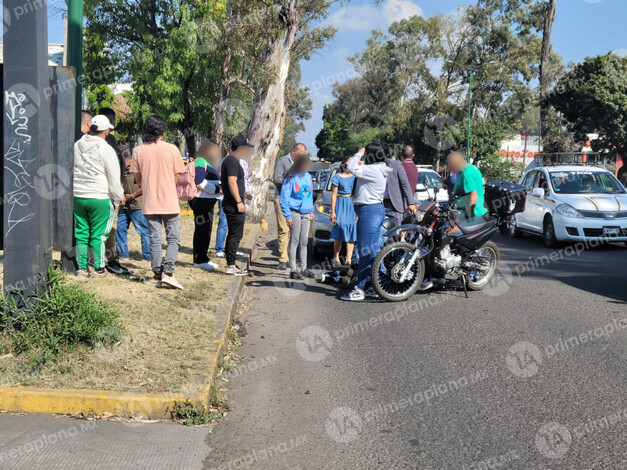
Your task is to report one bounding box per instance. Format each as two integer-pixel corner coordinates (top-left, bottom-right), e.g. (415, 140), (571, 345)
(72, 110), (484, 299)
(73, 111), (253, 289)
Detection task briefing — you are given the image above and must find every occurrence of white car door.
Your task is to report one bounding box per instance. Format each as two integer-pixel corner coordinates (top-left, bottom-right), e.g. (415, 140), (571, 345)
(526, 170), (551, 231)
(516, 171), (538, 230)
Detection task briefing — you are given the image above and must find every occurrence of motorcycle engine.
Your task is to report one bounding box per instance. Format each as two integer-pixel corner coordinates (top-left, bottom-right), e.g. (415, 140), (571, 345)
(434, 245), (462, 273)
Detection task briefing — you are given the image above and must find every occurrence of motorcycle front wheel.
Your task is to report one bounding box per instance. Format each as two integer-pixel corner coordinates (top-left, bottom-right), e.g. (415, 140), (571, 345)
(371, 242), (425, 302)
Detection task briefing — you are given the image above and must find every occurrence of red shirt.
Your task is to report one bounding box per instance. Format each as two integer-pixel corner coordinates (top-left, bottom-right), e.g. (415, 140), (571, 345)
(402, 161), (419, 192)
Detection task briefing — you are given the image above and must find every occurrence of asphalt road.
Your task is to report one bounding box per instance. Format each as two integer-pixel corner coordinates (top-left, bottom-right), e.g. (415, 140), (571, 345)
(204, 211), (627, 470)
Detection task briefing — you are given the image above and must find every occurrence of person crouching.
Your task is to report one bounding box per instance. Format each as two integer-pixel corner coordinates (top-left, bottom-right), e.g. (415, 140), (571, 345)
(280, 156), (315, 280)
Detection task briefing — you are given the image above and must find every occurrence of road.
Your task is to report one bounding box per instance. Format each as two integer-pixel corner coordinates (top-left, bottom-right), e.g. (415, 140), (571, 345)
(204, 212), (627, 469)
(1, 209), (625, 469)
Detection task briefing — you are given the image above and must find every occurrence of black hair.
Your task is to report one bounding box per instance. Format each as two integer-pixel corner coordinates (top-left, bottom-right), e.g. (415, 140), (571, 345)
(99, 107), (116, 125)
(402, 145), (414, 160)
(143, 115), (167, 143)
(363, 143), (387, 165)
(339, 154), (351, 173)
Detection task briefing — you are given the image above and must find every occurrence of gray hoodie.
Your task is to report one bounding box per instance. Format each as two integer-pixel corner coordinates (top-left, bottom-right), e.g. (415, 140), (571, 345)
(347, 152), (393, 205)
(73, 134), (124, 203)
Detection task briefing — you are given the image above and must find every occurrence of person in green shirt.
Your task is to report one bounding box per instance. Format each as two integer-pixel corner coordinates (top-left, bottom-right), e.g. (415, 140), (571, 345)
(447, 151), (487, 218)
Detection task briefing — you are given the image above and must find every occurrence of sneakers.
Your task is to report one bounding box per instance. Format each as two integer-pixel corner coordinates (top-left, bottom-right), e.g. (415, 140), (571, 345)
(194, 261), (218, 271)
(91, 268), (108, 278)
(225, 265), (247, 276)
(364, 287), (379, 299)
(341, 287), (365, 301)
(76, 269), (90, 278)
(161, 272), (184, 290)
(215, 251), (225, 258)
(106, 260), (131, 276)
(301, 269), (315, 279)
(277, 262), (287, 270)
(290, 270), (305, 280)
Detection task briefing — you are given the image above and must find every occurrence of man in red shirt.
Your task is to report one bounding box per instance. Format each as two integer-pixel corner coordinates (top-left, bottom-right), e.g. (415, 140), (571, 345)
(401, 145), (419, 193)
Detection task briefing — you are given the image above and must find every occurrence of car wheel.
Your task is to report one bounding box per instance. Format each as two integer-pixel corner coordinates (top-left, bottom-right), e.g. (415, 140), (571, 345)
(543, 218), (559, 249)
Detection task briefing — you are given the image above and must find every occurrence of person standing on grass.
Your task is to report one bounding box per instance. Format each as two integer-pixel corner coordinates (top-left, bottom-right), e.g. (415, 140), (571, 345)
(115, 147), (151, 263)
(401, 145), (419, 194)
(213, 151), (228, 258)
(280, 155), (315, 280)
(73, 115), (124, 278)
(273, 143), (308, 270)
(99, 107), (131, 276)
(131, 115), (187, 289)
(221, 135), (255, 276)
(330, 155), (357, 267)
(189, 139), (222, 271)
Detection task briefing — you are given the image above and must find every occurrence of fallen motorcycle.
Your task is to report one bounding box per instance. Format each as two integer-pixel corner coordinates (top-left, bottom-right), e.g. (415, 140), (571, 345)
(371, 181), (526, 302)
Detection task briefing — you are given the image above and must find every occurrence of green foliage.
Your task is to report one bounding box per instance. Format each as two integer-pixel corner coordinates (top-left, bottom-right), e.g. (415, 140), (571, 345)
(0, 266), (122, 367)
(315, 107), (351, 161)
(478, 153), (525, 182)
(167, 400), (219, 426)
(86, 84), (115, 114)
(547, 53), (627, 153)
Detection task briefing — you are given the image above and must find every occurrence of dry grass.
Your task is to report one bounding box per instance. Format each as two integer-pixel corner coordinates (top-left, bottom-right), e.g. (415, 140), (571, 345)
(0, 212), (252, 393)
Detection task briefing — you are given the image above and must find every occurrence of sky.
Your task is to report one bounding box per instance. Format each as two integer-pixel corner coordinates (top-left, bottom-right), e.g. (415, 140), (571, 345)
(42, 0), (627, 155)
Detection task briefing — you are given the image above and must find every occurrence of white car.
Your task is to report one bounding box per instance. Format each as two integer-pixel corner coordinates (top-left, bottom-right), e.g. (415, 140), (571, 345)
(415, 169), (449, 203)
(508, 165), (627, 247)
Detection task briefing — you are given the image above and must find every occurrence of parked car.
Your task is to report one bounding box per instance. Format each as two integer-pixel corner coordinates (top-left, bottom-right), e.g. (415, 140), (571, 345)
(310, 164), (340, 257)
(507, 164), (627, 247)
(415, 169), (449, 203)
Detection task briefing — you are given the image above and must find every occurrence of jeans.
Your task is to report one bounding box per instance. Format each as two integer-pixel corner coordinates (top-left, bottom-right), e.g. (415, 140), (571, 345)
(223, 204), (246, 266)
(288, 212), (310, 271)
(355, 203), (385, 290)
(215, 199), (227, 253)
(116, 208), (151, 260)
(145, 214), (180, 273)
(189, 197), (217, 264)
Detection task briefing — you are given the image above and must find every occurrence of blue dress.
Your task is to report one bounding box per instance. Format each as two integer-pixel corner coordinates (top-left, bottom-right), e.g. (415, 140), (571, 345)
(330, 173), (357, 242)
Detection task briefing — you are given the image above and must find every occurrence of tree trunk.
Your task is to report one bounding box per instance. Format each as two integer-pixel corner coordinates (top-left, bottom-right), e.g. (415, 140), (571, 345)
(246, 6), (299, 222)
(539, 0), (556, 143)
(213, 46), (231, 150)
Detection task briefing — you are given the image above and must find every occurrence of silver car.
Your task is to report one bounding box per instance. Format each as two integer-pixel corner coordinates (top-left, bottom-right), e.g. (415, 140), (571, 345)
(310, 163), (340, 257)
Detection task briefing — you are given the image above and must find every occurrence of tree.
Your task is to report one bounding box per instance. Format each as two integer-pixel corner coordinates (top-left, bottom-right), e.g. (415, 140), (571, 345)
(86, 84), (115, 114)
(315, 106), (351, 161)
(547, 53), (627, 154)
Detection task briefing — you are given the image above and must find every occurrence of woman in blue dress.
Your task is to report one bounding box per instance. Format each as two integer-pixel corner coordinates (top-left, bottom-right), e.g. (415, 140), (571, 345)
(330, 156), (358, 267)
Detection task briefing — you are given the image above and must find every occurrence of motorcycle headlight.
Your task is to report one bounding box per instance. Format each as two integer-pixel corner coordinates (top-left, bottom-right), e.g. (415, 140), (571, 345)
(556, 203), (583, 219)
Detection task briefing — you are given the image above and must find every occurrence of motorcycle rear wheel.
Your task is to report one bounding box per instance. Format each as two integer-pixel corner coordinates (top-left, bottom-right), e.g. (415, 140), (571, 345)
(466, 241), (499, 291)
(371, 242), (425, 302)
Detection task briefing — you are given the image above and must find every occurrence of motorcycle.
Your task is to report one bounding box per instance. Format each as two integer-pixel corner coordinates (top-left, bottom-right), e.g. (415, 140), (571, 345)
(371, 181), (526, 302)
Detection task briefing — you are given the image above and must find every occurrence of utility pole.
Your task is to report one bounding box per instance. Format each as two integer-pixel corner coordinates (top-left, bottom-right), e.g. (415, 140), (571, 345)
(3, 0), (53, 296)
(67, 0), (84, 140)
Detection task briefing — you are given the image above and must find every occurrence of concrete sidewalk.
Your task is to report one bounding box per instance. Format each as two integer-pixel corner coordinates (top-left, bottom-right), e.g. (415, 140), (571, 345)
(0, 413), (211, 469)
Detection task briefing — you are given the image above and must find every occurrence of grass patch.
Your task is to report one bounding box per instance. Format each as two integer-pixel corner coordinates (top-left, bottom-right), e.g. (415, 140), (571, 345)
(167, 399), (220, 426)
(0, 266), (121, 367)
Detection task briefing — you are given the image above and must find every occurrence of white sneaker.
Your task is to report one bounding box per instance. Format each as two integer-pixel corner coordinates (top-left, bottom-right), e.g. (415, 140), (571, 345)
(341, 287), (365, 301)
(364, 287), (379, 299)
(215, 252), (225, 258)
(208, 261), (219, 269)
(225, 265), (247, 276)
(237, 251), (245, 256)
(194, 262), (216, 271)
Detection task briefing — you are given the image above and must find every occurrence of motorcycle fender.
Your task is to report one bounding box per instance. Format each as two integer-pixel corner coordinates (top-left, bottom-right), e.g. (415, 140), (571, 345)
(383, 224), (421, 239)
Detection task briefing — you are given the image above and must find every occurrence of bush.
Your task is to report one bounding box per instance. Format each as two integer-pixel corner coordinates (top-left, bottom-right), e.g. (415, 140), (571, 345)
(477, 153), (525, 182)
(0, 266), (122, 366)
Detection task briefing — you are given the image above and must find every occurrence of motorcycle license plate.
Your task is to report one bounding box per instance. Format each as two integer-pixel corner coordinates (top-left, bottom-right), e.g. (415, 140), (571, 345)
(603, 227), (620, 236)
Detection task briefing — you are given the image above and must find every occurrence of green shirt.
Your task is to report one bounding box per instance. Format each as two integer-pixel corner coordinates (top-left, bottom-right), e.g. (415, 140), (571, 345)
(454, 164), (487, 218)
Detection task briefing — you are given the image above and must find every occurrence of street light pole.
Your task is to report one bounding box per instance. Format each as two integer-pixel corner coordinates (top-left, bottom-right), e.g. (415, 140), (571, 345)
(466, 67), (473, 162)
(67, 0), (84, 140)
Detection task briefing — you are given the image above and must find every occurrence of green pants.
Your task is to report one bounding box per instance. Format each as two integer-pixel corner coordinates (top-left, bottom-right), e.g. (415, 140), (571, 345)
(73, 197), (116, 269)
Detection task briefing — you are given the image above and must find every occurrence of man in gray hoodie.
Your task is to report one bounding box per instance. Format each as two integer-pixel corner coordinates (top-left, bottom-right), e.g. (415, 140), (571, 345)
(273, 143), (307, 270)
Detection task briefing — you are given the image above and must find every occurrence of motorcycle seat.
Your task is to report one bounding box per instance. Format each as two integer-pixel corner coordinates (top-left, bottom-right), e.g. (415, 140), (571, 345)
(457, 214), (498, 235)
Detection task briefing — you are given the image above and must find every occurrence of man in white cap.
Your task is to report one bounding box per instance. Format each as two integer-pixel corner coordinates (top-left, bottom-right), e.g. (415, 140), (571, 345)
(72, 115), (125, 278)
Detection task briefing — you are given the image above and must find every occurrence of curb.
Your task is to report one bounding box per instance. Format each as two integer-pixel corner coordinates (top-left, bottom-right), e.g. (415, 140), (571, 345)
(0, 223), (262, 420)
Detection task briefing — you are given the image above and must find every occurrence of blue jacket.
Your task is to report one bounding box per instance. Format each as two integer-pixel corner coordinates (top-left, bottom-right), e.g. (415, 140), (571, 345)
(280, 172), (314, 220)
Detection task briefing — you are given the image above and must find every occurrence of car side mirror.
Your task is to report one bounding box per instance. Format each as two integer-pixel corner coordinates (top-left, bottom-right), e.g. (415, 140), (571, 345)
(530, 188), (545, 198)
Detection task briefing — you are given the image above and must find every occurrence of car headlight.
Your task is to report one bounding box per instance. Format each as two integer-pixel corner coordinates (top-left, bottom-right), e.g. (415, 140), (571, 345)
(316, 204), (331, 216)
(556, 203), (583, 218)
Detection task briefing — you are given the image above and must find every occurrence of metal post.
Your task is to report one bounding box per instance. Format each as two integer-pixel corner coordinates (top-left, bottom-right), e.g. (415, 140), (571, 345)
(3, 0), (53, 296)
(67, 0), (83, 140)
(466, 67), (473, 162)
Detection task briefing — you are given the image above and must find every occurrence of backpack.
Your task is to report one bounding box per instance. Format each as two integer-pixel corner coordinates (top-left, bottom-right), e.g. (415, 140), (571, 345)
(176, 161), (199, 201)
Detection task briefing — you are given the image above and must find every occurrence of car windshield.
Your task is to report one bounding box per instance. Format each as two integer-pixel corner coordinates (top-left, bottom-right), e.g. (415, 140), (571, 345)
(418, 172), (444, 189)
(550, 171), (626, 194)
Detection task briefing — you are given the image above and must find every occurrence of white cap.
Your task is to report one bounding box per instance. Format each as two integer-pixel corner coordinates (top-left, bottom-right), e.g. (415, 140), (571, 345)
(90, 115), (114, 131)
